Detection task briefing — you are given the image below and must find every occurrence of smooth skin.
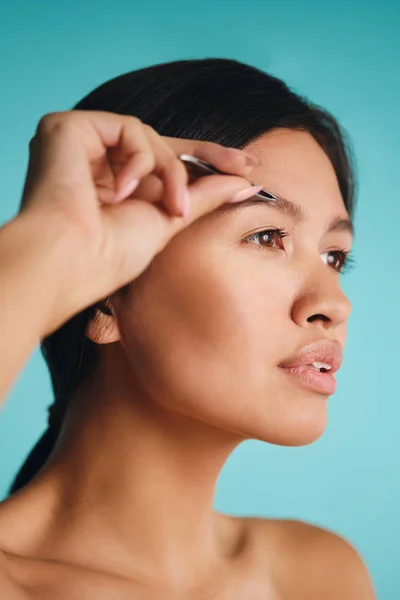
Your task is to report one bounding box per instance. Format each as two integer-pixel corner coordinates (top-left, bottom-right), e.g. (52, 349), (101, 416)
(0, 111), (376, 599)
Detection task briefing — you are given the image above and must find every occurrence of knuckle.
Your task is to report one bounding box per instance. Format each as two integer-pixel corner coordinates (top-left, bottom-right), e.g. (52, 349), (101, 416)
(36, 111), (77, 137)
(142, 123), (169, 149)
(141, 122), (158, 137)
(36, 113), (59, 135)
(140, 125), (178, 166)
(125, 119), (153, 155)
(125, 115), (142, 131)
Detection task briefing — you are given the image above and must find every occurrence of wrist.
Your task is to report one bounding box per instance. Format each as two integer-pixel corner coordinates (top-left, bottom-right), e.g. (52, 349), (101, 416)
(1, 211), (78, 338)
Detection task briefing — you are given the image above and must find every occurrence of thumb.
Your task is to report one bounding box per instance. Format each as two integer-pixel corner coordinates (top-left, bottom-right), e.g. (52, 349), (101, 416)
(186, 174), (263, 221)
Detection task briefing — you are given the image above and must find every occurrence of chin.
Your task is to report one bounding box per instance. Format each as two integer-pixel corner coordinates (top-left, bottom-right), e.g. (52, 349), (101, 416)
(259, 417), (328, 447)
(213, 388), (330, 448)
(255, 399), (329, 447)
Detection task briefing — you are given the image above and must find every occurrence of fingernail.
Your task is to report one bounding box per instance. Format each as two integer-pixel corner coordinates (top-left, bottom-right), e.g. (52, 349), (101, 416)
(230, 185), (263, 203)
(115, 178), (139, 202)
(230, 148), (259, 167)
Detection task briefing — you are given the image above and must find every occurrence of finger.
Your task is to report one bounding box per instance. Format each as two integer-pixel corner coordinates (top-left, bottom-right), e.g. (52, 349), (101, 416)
(135, 174), (262, 250)
(165, 137), (260, 178)
(111, 124), (188, 217)
(184, 174), (262, 224)
(21, 120), (93, 211)
(110, 122), (156, 201)
(34, 112), (254, 217)
(141, 126), (188, 217)
(101, 175), (262, 282)
(158, 155), (188, 218)
(36, 111), (168, 203)
(31, 111), (156, 208)
(114, 148), (188, 218)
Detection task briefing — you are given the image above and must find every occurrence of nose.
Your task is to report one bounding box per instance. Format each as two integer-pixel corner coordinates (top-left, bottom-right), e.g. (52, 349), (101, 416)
(291, 270), (352, 330)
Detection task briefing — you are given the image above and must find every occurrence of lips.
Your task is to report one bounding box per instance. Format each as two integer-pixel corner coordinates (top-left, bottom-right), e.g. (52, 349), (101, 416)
(278, 340), (343, 395)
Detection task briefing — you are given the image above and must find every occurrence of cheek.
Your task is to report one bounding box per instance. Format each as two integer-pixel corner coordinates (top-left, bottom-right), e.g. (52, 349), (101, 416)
(117, 242), (328, 447)
(119, 244), (294, 418)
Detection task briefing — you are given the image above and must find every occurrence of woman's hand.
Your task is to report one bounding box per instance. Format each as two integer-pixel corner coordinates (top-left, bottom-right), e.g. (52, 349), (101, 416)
(17, 110), (259, 335)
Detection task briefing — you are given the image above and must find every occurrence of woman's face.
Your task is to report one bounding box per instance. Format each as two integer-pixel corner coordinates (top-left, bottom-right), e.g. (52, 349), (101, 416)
(112, 129), (353, 446)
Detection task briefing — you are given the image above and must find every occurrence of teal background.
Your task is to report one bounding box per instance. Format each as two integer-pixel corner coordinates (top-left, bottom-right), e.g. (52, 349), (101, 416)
(0, 1), (399, 597)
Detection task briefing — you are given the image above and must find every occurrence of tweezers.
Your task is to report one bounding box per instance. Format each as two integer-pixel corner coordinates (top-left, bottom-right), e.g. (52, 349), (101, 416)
(179, 154), (277, 202)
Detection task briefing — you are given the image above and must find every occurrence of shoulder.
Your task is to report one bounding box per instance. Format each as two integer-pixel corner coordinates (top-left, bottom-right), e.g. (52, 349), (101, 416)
(248, 518), (376, 599)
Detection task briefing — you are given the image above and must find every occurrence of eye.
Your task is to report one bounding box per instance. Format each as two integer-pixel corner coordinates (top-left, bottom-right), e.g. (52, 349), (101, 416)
(321, 250), (355, 273)
(244, 228), (289, 250)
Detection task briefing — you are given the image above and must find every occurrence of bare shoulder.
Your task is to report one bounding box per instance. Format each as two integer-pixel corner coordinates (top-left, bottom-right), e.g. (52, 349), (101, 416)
(246, 517), (376, 599)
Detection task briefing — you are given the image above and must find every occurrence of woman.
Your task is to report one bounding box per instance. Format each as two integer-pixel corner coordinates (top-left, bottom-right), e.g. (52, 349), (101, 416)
(0, 58), (375, 598)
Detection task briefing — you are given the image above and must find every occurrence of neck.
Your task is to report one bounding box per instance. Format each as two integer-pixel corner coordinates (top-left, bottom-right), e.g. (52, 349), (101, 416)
(30, 367), (243, 584)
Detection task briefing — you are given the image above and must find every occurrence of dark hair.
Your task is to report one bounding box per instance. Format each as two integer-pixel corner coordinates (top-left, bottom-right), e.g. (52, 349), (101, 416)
(9, 57), (356, 495)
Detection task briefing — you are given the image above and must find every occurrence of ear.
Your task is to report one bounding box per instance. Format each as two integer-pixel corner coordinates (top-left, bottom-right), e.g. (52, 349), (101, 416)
(86, 301), (121, 344)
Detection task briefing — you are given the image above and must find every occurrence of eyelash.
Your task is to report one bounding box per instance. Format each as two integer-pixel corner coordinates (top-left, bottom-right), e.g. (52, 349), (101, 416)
(243, 228), (355, 274)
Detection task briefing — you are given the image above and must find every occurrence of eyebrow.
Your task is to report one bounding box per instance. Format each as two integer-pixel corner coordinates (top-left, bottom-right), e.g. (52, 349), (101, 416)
(217, 194), (354, 237)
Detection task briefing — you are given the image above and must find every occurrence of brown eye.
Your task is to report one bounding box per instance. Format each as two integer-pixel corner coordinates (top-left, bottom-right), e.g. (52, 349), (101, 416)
(245, 228), (289, 249)
(321, 250), (353, 273)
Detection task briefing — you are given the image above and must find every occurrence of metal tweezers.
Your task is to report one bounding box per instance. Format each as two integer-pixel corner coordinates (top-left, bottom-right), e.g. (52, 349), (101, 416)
(179, 154), (277, 202)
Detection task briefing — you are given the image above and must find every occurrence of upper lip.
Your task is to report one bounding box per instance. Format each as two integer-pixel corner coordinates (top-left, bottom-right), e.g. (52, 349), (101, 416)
(278, 340), (343, 374)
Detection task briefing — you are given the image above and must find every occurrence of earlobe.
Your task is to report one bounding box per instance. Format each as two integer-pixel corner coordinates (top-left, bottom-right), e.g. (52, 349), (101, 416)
(86, 303), (121, 344)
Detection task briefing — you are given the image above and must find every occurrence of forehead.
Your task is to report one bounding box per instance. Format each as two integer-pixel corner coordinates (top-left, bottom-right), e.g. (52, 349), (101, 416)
(244, 129), (349, 219)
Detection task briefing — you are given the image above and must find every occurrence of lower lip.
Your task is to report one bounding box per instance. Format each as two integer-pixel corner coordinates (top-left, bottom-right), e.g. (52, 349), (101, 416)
(279, 365), (337, 395)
